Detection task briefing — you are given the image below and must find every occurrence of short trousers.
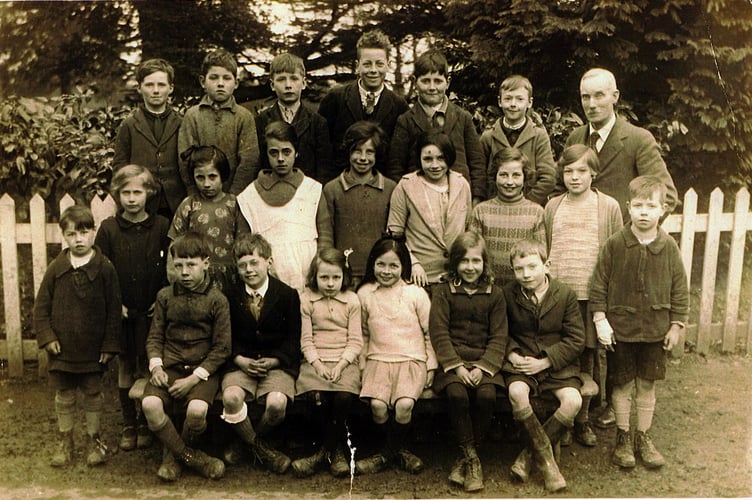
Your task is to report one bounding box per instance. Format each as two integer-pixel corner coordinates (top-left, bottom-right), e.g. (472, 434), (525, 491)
(360, 359), (427, 408)
(504, 372), (582, 398)
(222, 369), (295, 403)
(607, 340), (666, 386)
(49, 370), (103, 394)
(142, 366), (220, 406)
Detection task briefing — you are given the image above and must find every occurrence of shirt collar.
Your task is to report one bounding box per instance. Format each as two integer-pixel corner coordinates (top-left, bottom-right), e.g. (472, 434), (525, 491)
(520, 275), (550, 303)
(199, 94), (237, 111)
(419, 95), (448, 117)
(246, 277), (269, 298)
(278, 101), (301, 117)
(256, 169), (304, 190)
(309, 289), (347, 304)
(448, 281), (493, 295)
(624, 224), (667, 253)
(116, 212), (155, 229)
(590, 112), (616, 142)
(340, 170), (384, 191)
(358, 80), (384, 102)
(174, 273), (213, 296)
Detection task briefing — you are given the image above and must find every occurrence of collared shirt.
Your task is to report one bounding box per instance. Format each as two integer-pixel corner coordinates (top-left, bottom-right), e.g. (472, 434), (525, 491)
(520, 275), (550, 306)
(245, 276), (269, 300)
(589, 113), (617, 152)
(341, 169), (383, 191)
(358, 80), (385, 109)
(278, 101), (301, 124)
(419, 95), (449, 120)
(69, 249), (95, 269)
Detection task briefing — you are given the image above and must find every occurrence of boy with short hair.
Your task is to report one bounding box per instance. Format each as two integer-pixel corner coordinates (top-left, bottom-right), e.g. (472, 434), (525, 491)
(179, 48), (260, 195)
(590, 176), (688, 469)
(220, 233), (302, 474)
(34, 205), (121, 467)
(255, 52), (334, 183)
(387, 49), (486, 202)
(141, 232), (230, 481)
(113, 58), (185, 218)
(503, 238), (585, 493)
(480, 75), (556, 205)
(318, 29), (409, 174)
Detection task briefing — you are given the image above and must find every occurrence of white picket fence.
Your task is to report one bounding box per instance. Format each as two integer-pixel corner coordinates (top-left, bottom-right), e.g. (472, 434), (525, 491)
(1, 188), (751, 378)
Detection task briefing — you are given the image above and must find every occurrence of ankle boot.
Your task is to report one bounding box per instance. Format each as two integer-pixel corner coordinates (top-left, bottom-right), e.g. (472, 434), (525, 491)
(329, 446), (351, 478)
(179, 447), (225, 479)
(253, 437), (291, 474)
(51, 431), (74, 467)
(86, 433), (108, 466)
(157, 445), (182, 482)
(519, 414), (566, 492)
(291, 446), (327, 477)
(448, 451), (466, 486)
(634, 430), (665, 469)
(510, 447), (532, 482)
(461, 444), (483, 492)
(612, 428), (636, 468)
(543, 414), (570, 448)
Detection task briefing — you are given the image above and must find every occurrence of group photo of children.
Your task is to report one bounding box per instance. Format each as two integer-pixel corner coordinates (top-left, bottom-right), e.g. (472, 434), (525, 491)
(27, 22), (701, 496)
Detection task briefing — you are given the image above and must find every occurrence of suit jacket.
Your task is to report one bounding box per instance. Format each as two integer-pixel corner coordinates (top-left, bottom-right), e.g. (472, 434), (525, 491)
(255, 101), (335, 183)
(480, 118), (556, 204)
(564, 116), (678, 221)
(227, 275), (302, 378)
(502, 278), (585, 380)
(387, 101), (486, 199)
(113, 107), (186, 213)
(318, 81), (409, 174)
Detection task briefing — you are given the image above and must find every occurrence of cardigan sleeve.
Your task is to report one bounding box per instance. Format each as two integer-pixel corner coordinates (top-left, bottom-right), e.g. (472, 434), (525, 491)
(315, 190), (334, 249)
(229, 109), (261, 194)
(428, 284), (463, 373)
(527, 130), (556, 205)
(197, 292), (231, 375)
(589, 237), (615, 313)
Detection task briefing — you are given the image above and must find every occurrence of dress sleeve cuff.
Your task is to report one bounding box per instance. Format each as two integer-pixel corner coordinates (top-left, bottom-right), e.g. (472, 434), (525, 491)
(148, 358), (163, 373)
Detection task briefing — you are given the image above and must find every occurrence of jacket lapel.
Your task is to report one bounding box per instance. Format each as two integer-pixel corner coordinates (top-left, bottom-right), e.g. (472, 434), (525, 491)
(597, 118), (626, 170)
(293, 106), (312, 137)
(132, 109), (159, 148)
(160, 111), (180, 145)
(345, 83), (365, 122)
(256, 277), (280, 325)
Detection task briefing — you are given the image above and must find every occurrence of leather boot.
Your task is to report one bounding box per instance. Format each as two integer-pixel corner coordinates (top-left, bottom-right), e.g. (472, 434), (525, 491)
(253, 437), (291, 474)
(461, 444), (483, 492)
(635, 430), (664, 468)
(157, 445), (182, 482)
(291, 446), (327, 477)
(86, 433), (108, 466)
(153, 421), (186, 481)
(179, 447), (225, 479)
(329, 446), (351, 478)
(448, 451), (466, 486)
(519, 414), (566, 492)
(612, 428), (636, 468)
(51, 431), (74, 467)
(510, 447), (532, 482)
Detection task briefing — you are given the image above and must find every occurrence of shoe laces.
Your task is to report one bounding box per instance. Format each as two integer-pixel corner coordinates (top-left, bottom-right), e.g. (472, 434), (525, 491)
(93, 436), (108, 455)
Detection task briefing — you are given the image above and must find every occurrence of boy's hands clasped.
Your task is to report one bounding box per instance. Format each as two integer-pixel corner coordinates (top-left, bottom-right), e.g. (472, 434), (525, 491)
(508, 351), (552, 375)
(454, 365), (482, 387)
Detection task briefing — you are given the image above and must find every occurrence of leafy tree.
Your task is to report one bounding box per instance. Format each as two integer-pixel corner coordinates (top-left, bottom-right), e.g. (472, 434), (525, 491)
(0, 1), (128, 96)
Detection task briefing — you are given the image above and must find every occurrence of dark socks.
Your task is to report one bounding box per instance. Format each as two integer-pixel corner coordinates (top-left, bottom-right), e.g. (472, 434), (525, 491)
(119, 388), (137, 426)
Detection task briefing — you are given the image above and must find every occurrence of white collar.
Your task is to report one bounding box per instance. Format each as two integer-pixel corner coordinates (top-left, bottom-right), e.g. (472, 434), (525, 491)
(358, 80), (385, 100)
(245, 277), (269, 298)
(590, 113), (616, 142)
(69, 249), (95, 269)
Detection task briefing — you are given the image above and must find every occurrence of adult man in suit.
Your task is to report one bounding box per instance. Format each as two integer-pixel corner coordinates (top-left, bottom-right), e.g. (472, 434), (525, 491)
(318, 29), (409, 175)
(564, 68), (678, 432)
(564, 68), (678, 221)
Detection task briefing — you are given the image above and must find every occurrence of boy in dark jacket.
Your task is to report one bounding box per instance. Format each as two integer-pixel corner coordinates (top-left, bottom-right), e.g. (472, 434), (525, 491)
(34, 206), (121, 467)
(220, 233), (302, 474)
(503, 239), (585, 492)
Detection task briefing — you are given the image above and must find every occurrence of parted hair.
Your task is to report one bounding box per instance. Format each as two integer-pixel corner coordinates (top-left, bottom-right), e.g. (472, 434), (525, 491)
(491, 147), (534, 186)
(508, 238), (548, 265)
(111, 165), (158, 199)
(306, 247), (352, 292)
(342, 121), (386, 166)
(234, 233), (273, 261)
(137, 58), (175, 85)
(417, 131), (456, 169)
(270, 52), (306, 76)
(265, 121), (299, 149)
(201, 48), (237, 77)
(59, 205), (94, 231)
(557, 144), (599, 179)
(447, 231), (493, 286)
(499, 74), (532, 98)
(414, 49), (449, 78)
(358, 235), (412, 290)
(629, 175), (667, 204)
(170, 232), (211, 259)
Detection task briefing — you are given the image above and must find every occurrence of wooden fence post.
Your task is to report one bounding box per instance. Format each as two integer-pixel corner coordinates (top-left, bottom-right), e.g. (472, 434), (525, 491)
(29, 194), (49, 377)
(0, 194), (23, 377)
(722, 188), (750, 352)
(697, 188), (724, 354)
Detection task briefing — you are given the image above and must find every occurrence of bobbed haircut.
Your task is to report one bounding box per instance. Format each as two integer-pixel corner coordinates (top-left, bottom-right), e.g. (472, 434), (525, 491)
(59, 205), (94, 231)
(508, 238), (548, 266)
(414, 49), (448, 78)
(356, 29), (391, 58)
(111, 164), (158, 199)
(137, 58), (175, 85)
(183, 145), (231, 183)
(306, 247), (352, 292)
(499, 74), (533, 98)
(270, 52), (306, 76)
(201, 48), (237, 77)
(491, 147), (534, 186)
(234, 233), (272, 261)
(358, 236), (412, 290)
(447, 231), (492, 285)
(265, 120), (299, 150)
(416, 131), (456, 168)
(170, 232), (211, 259)
(557, 144), (599, 179)
(342, 121), (386, 165)
(628, 175), (667, 204)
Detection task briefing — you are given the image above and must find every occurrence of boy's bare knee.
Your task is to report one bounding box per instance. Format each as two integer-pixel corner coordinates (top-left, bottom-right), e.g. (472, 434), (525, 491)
(394, 398), (414, 423)
(186, 400), (209, 421)
(557, 387), (582, 417)
(370, 399), (389, 422)
(222, 386), (246, 412)
(264, 392), (287, 423)
(507, 381), (530, 407)
(141, 395), (164, 417)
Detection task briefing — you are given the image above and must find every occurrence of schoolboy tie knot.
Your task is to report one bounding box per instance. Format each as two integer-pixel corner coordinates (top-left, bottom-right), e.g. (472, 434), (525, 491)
(589, 131), (600, 153)
(365, 92), (376, 115)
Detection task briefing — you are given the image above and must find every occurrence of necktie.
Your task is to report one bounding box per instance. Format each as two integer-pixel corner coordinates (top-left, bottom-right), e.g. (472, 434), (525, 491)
(365, 92), (376, 115)
(250, 292), (262, 320)
(282, 106), (295, 124)
(589, 131), (600, 152)
(432, 111), (446, 129)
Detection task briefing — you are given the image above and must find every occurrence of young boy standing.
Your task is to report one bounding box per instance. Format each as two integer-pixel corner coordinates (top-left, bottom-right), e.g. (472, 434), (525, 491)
(590, 176), (688, 469)
(387, 49), (486, 203)
(503, 239), (585, 492)
(179, 48), (260, 195)
(34, 206), (121, 467)
(255, 53), (334, 184)
(113, 58), (185, 218)
(220, 234), (301, 475)
(480, 75), (556, 205)
(141, 232), (230, 481)
(318, 29), (409, 174)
